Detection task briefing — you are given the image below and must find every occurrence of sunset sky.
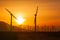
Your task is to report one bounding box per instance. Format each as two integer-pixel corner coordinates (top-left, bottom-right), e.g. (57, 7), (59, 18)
(0, 0), (60, 26)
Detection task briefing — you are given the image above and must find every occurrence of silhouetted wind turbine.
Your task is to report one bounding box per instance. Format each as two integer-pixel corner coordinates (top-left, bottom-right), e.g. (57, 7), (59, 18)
(34, 6), (38, 32)
(5, 8), (17, 31)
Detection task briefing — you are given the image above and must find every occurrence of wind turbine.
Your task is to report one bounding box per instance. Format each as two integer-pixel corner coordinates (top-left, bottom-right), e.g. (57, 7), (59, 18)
(5, 8), (17, 31)
(34, 6), (38, 32)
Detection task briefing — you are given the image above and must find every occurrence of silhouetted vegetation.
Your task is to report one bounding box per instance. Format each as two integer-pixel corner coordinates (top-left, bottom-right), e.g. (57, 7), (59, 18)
(0, 21), (10, 31)
(0, 21), (60, 32)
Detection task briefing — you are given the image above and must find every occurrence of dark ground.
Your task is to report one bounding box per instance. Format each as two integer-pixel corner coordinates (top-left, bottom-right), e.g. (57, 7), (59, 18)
(0, 32), (60, 40)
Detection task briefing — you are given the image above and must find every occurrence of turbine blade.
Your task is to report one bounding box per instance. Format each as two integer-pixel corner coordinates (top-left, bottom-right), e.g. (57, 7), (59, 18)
(35, 6), (38, 16)
(5, 8), (12, 15)
(5, 8), (17, 19)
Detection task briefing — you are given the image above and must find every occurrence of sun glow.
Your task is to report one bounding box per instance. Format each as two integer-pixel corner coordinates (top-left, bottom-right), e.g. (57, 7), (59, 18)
(16, 16), (25, 25)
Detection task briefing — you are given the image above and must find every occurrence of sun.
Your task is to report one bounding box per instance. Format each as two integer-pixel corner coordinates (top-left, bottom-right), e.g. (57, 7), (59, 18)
(16, 16), (25, 25)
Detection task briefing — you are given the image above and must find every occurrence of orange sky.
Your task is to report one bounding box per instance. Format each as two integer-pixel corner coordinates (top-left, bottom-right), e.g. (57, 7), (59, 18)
(0, 0), (60, 26)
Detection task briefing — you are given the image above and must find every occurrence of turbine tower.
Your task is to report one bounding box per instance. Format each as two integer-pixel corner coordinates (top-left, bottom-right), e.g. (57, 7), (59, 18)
(34, 6), (38, 32)
(5, 8), (17, 31)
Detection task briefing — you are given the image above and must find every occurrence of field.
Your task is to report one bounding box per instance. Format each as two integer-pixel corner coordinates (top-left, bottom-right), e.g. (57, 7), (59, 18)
(0, 32), (60, 40)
